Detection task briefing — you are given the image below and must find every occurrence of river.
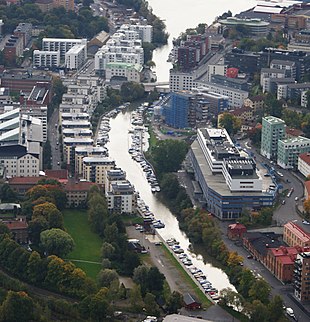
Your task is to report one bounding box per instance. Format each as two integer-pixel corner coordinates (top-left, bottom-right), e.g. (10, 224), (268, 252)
(107, 111), (235, 291)
(147, 0), (256, 82)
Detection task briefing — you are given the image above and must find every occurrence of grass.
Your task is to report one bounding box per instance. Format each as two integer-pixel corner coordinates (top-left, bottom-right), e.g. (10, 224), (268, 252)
(120, 214), (144, 226)
(161, 244), (212, 309)
(148, 125), (158, 149)
(63, 209), (102, 280)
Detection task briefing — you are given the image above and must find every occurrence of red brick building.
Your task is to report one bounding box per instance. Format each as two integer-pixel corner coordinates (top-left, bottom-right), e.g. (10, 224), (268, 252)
(64, 180), (96, 207)
(3, 218), (28, 244)
(266, 246), (308, 284)
(227, 223), (247, 240)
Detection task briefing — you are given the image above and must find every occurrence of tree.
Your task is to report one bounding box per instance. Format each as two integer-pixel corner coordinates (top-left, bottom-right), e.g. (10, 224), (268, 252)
(248, 300), (269, 322)
(40, 228), (75, 257)
(129, 284), (144, 312)
(33, 202), (58, 220)
(220, 288), (244, 312)
(249, 278), (271, 304)
(101, 242), (115, 260)
(120, 82), (145, 102)
(268, 295), (284, 322)
(0, 223), (10, 235)
(133, 265), (149, 295)
(97, 269), (119, 288)
(304, 198), (310, 218)
(151, 139), (188, 175)
(0, 184), (17, 203)
(28, 216), (48, 245)
(166, 291), (183, 314)
(144, 292), (160, 316)
(218, 112), (241, 135)
(0, 291), (34, 322)
(147, 267), (165, 294)
(27, 251), (46, 285)
(48, 208), (64, 229)
(227, 251), (243, 267)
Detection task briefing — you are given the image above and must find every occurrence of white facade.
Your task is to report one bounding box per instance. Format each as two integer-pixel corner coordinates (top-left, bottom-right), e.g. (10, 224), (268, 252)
(105, 63), (142, 82)
(170, 71), (194, 92)
(1, 152), (40, 177)
(298, 154), (310, 177)
(119, 23), (153, 43)
(94, 31), (144, 72)
(33, 50), (60, 68)
(207, 64), (228, 82)
(194, 81), (248, 108)
(65, 44), (87, 70)
(106, 180), (136, 214)
(42, 38), (87, 57)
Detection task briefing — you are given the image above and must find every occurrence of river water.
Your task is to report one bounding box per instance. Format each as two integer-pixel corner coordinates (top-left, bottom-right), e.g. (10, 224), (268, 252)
(147, 0), (256, 82)
(107, 111), (235, 291)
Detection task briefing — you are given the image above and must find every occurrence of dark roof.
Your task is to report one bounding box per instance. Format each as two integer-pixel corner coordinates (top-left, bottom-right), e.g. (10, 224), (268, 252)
(244, 232), (283, 257)
(45, 169), (68, 180)
(183, 293), (200, 306)
(0, 145), (27, 158)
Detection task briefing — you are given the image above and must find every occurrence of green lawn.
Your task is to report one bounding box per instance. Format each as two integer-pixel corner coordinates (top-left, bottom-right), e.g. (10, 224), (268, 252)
(63, 209), (102, 279)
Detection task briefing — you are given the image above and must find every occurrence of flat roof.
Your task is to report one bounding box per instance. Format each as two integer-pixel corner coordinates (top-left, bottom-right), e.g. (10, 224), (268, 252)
(263, 115), (285, 124)
(191, 140), (270, 197)
(280, 136), (310, 144)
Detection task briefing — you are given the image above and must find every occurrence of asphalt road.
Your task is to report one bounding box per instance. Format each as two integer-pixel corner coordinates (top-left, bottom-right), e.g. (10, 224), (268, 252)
(238, 139), (308, 232)
(126, 226), (238, 322)
(48, 109), (61, 170)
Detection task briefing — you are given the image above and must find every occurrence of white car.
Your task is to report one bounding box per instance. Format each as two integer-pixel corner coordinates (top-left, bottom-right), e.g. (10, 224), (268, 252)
(302, 220), (310, 225)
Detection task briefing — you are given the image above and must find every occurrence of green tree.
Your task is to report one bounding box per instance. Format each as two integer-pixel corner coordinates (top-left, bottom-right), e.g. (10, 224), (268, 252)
(48, 208), (64, 229)
(120, 82), (145, 102)
(40, 228), (75, 257)
(248, 300), (269, 322)
(268, 295), (284, 322)
(28, 216), (48, 245)
(219, 112), (241, 135)
(27, 251), (46, 285)
(166, 291), (183, 314)
(144, 292), (160, 316)
(101, 242), (115, 259)
(97, 269), (119, 288)
(129, 284), (144, 312)
(0, 184), (17, 203)
(133, 265), (149, 295)
(249, 278), (271, 304)
(151, 139), (188, 175)
(0, 291), (34, 322)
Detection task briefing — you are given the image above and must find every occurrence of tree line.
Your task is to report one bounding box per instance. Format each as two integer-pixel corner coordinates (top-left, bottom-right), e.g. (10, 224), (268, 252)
(0, 2), (109, 40)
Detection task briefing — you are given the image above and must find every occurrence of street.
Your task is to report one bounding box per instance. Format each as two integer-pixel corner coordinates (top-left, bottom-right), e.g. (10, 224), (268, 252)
(48, 109), (61, 170)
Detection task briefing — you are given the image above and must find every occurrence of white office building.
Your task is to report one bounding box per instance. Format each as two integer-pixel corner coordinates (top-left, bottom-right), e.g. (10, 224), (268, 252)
(119, 23), (153, 43)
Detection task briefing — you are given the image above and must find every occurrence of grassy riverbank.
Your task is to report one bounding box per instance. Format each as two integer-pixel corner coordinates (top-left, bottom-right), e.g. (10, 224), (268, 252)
(161, 244), (212, 308)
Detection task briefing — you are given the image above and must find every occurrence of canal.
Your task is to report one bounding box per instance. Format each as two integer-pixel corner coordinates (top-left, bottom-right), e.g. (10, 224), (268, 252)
(146, 0), (256, 82)
(107, 111), (236, 291)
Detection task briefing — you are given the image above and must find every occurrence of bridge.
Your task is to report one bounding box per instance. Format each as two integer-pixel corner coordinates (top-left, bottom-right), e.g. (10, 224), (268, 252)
(143, 82), (170, 93)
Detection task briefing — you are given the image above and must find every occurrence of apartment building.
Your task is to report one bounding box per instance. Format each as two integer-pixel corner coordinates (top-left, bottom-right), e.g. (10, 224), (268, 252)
(298, 152), (310, 178)
(105, 62), (142, 83)
(260, 116), (286, 161)
(283, 222), (310, 248)
(207, 64), (227, 82)
(82, 157), (115, 185)
(14, 23), (32, 47)
(277, 136), (310, 169)
(194, 81), (248, 108)
(65, 44), (87, 70)
(64, 180), (96, 207)
(106, 180), (136, 214)
(63, 137), (93, 165)
(33, 49), (61, 69)
(294, 252), (310, 302)
(75, 146), (108, 176)
(42, 38), (87, 57)
(119, 23), (153, 43)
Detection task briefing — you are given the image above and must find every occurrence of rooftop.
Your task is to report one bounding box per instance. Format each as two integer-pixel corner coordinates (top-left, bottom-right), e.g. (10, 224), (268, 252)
(3, 219), (28, 230)
(64, 180), (95, 192)
(280, 136), (310, 145)
(284, 222), (310, 243)
(299, 152), (310, 166)
(263, 115), (285, 125)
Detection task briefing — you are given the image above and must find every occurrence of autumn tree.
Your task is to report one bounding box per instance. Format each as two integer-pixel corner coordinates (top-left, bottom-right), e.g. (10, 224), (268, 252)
(218, 112), (241, 135)
(40, 228), (75, 257)
(227, 251), (244, 267)
(33, 202), (58, 220)
(0, 291), (34, 322)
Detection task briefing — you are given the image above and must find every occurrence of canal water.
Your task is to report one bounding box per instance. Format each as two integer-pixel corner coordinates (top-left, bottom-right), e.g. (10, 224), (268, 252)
(147, 0), (256, 82)
(107, 111), (235, 291)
